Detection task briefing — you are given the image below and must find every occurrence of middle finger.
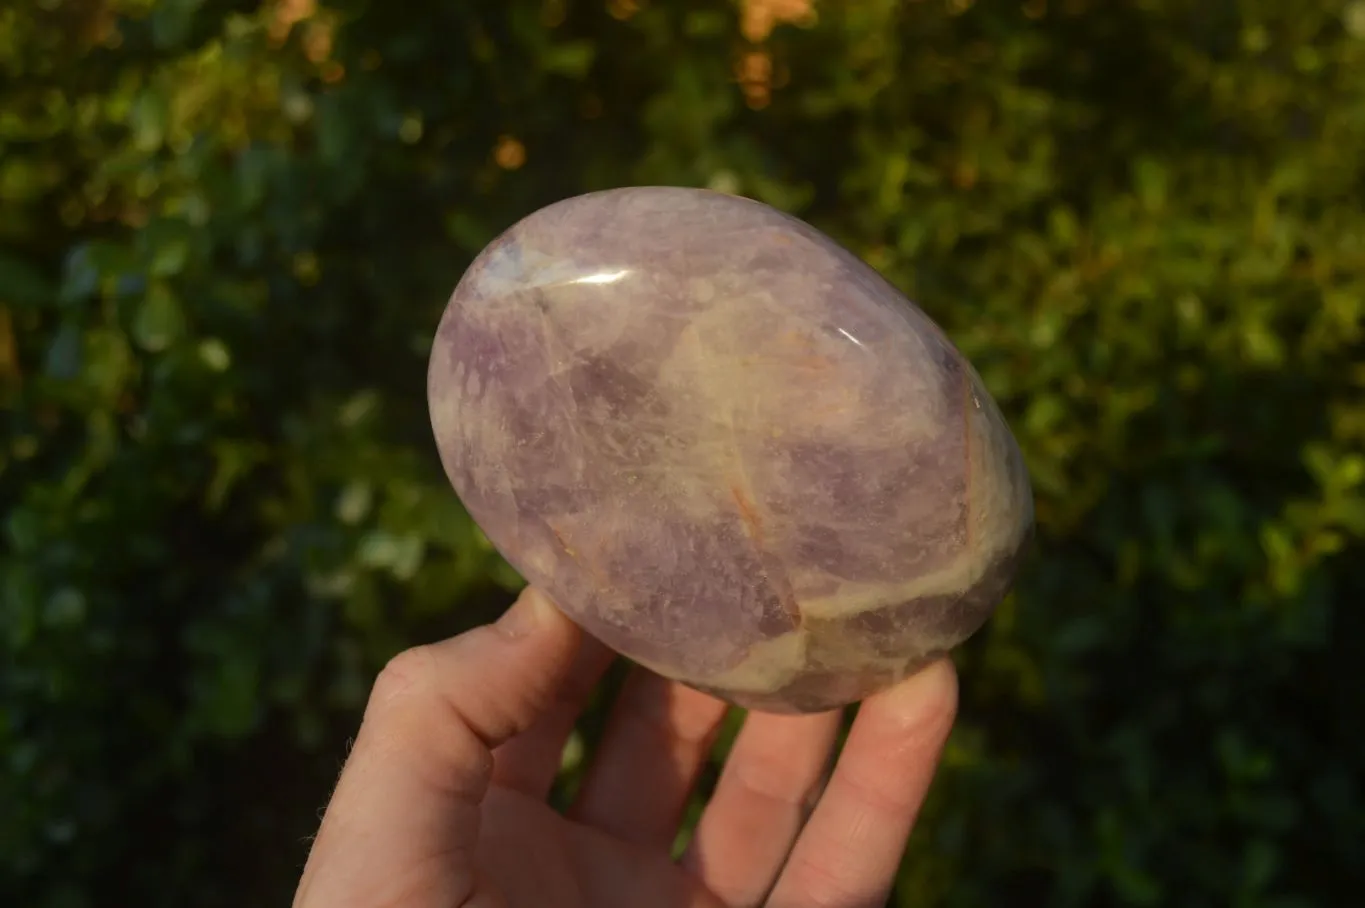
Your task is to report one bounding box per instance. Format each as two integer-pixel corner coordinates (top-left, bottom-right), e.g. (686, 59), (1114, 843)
(567, 667), (730, 847)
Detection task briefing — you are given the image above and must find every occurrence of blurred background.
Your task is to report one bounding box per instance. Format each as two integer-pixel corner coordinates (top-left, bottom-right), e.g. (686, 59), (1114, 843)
(3, 0), (1364, 905)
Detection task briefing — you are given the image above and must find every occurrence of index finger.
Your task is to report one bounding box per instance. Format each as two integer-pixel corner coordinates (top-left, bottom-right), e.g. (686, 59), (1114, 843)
(764, 659), (959, 908)
(294, 588), (583, 908)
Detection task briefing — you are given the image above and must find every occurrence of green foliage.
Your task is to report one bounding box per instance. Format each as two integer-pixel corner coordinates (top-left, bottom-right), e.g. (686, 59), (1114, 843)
(3, 0), (1363, 905)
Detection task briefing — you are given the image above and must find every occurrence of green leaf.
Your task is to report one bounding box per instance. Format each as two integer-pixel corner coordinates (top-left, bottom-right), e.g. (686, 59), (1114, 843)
(149, 237), (190, 278)
(542, 41), (595, 78)
(131, 282), (185, 352)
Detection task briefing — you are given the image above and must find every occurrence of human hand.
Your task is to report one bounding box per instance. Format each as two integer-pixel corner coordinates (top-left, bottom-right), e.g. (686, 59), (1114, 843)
(294, 587), (958, 908)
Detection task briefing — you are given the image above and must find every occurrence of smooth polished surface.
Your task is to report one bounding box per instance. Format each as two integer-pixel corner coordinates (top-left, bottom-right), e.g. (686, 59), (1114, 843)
(428, 187), (1033, 712)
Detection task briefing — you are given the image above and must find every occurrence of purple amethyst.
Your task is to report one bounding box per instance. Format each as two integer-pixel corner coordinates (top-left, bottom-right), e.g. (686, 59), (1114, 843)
(428, 187), (1033, 713)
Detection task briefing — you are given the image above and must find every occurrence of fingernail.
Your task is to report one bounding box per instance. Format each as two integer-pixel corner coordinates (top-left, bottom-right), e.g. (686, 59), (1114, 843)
(495, 587), (559, 639)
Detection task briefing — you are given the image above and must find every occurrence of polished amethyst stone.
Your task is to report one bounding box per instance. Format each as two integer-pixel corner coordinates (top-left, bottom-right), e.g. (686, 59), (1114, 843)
(427, 187), (1033, 713)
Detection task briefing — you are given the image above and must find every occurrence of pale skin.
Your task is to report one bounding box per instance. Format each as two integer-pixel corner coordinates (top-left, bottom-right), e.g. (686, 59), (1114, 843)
(294, 587), (959, 908)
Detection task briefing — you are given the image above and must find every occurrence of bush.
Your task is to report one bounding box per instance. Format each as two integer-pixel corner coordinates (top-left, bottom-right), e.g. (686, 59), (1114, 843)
(3, 1), (1362, 905)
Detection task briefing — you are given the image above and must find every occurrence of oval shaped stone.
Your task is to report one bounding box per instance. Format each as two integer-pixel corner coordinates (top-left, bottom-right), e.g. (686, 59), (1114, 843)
(427, 187), (1033, 713)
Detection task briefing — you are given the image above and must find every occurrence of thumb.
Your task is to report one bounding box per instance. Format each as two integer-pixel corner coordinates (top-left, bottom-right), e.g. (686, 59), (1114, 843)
(295, 587), (583, 908)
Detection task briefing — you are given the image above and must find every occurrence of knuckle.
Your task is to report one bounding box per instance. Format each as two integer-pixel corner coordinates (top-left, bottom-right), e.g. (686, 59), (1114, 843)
(370, 645), (437, 707)
(838, 762), (920, 817)
(782, 852), (864, 908)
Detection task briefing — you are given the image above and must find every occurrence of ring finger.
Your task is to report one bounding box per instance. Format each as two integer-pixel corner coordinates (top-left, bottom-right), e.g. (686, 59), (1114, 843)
(679, 707), (843, 907)
(765, 659), (959, 908)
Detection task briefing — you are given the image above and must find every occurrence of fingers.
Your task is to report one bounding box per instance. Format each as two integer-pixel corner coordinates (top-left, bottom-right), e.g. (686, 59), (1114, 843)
(568, 668), (730, 847)
(478, 787), (728, 908)
(680, 708), (843, 907)
(564, 820), (731, 908)
(294, 588), (583, 908)
(491, 629), (616, 798)
(764, 659), (959, 908)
